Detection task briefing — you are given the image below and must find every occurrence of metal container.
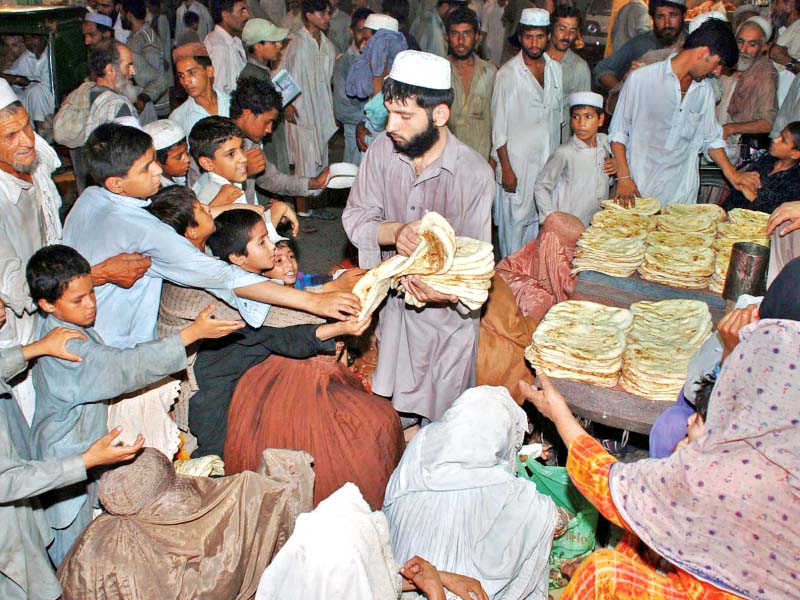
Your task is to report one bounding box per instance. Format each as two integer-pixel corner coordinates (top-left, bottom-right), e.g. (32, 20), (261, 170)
(722, 242), (770, 300)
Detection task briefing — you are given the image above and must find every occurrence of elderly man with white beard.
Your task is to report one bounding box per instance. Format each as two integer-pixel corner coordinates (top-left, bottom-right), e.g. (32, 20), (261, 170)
(0, 80), (150, 434)
(716, 16), (778, 162)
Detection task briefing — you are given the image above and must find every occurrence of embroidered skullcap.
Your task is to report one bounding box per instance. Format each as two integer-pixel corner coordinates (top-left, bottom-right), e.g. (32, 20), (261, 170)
(569, 91), (603, 109)
(520, 8), (549, 27)
(741, 16), (772, 41)
(364, 14), (399, 32)
(143, 119), (186, 150)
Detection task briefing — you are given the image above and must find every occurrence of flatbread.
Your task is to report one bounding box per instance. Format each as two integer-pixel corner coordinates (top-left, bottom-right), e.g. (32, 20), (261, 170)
(600, 197), (662, 216)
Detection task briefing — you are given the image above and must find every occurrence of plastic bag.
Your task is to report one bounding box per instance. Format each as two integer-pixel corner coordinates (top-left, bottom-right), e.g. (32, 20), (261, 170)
(517, 455), (599, 589)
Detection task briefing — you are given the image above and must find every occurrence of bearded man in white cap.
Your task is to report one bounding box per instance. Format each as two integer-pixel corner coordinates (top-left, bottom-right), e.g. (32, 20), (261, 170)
(343, 50), (494, 426)
(716, 16), (778, 161)
(0, 81), (150, 429)
(610, 19), (760, 206)
(491, 8), (562, 257)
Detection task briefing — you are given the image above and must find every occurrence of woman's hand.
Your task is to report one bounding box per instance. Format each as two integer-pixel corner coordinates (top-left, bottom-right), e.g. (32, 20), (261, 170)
(718, 304), (760, 362)
(440, 571), (489, 600)
(519, 374), (570, 422)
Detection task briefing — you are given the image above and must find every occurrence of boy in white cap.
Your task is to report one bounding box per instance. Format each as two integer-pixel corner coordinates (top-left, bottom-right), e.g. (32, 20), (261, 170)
(534, 92), (616, 227)
(143, 119), (191, 187)
(343, 50), (494, 425)
(491, 7), (562, 257)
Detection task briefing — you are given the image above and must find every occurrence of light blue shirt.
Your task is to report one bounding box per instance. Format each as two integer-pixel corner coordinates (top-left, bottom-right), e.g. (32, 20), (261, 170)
(608, 56), (725, 205)
(62, 186), (269, 348)
(168, 89), (231, 137)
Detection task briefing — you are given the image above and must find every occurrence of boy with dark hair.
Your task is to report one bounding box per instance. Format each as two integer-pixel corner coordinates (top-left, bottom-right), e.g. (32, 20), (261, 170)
(143, 118), (191, 187)
(149, 197), (369, 456)
(26, 244), (244, 566)
(179, 10), (202, 45)
(64, 122), (359, 352)
(206, 0), (250, 94)
(534, 92), (617, 226)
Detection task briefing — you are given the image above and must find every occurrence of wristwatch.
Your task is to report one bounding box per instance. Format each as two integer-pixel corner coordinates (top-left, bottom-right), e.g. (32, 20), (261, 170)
(787, 61), (800, 74)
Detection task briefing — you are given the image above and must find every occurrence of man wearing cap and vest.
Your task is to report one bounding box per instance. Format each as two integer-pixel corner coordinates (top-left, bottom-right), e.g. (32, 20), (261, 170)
(610, 19), (760, 207)
(491, 7), (562, 257)
(343, 50), (494, 425)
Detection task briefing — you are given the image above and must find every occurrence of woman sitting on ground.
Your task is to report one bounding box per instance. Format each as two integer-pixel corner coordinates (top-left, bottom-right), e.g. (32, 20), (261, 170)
(522, 318), (800, 599)
(723, 121), (800, 213)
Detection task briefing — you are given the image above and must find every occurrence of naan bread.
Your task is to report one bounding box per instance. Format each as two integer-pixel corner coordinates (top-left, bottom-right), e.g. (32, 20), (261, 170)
(665, 203), (726, 223)
(600, 197), (662, 216)
(655, 212), (717, 234)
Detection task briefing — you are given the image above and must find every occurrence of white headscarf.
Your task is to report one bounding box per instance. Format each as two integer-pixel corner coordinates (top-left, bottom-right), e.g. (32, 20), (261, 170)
(256, 483), (403, 600)
(383, 386), (556, 599)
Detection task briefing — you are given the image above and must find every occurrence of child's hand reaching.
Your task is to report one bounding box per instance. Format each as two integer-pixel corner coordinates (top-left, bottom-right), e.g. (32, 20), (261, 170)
(400, 556), (445, 600)
(269, 200), (300, 237)
(23, 327), (88, 362)
(82, 426), (145, 469)
(316, 315), (371, 341)
(210, 184), (245, 207)
(181, 305), (245, 345)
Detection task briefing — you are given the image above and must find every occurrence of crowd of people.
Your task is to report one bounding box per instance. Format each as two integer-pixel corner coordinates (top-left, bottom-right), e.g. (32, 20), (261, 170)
(1, 0), (800, 598)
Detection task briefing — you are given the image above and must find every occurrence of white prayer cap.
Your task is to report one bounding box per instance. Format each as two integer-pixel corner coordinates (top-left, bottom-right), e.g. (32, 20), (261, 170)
(741, 16), (772, 41)
(0, 79), (19, 110)
(687, 11), (727, 34)
(113, 116), (143, 130)
(364, 13), (399, 32)
(143, 119), (186, 151)
(388, 50), (451, 90)
(519, 8), (549, 27)
(85, 12), (114, 28)
(569, 91), (604, 110)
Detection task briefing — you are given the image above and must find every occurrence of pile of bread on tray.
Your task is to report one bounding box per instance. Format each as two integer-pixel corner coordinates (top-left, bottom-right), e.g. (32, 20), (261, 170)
(571, 199), (770, 291)
(352, 212), (495, 319)
(525, 299), (713, 401)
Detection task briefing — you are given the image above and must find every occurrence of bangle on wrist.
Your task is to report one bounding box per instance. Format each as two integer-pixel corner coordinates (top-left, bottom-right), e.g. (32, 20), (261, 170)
(618, 175), (631, 181)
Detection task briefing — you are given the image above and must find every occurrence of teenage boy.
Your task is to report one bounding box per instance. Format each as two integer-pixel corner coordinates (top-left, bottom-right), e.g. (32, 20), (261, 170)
(534, 92), (617, 227)
(62, 123), (360, 353)
(26, 244), (244, 566)
(0, 304), (144, 600)
(143, 119), (191, 187)
(149, 189), (369, 456)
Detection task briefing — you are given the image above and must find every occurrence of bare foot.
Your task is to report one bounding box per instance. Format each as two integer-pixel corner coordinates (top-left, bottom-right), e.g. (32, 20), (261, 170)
(404, 424), (420, 443)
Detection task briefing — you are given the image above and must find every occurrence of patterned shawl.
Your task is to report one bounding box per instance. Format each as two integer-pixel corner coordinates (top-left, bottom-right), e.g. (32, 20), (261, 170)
(609, 319), (800, 600)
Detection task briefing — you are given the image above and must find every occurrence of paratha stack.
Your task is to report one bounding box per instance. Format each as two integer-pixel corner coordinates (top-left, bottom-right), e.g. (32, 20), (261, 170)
(571, 227), (647, 277)
(525, 301), (633, 387)
(600, 197), (662, 216)
(646, 231), (714, 249)
(654, 212), (718, 235)
(664, 203), (726, 224)
(707, 210), (770, 293)
(590, 209), (657, 239)
(352, 212), (494, 319)
(620, 300), (713, 401)
(638, 243), (715, 288)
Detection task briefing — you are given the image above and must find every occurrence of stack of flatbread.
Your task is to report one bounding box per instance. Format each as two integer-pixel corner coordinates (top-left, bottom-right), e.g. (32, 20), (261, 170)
(525, 301), (633, 387)
(708, 208), (770, 293)
(352, 212), (494, 320)
(620, 300), (713, 401)
(654, 211), (718, 235)
(571, 227), (646, 277)
(590, 209), (657, 239)
(664, 203), (726, 223)
(600, 197), (662, 216)
(638, 243), (715, 288)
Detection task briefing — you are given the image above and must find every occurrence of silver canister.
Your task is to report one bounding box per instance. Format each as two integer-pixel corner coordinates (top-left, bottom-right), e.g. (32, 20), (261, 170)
(722, 241), (770, 300)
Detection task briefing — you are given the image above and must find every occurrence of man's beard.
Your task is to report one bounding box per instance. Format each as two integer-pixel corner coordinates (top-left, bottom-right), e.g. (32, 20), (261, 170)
(13, 155), (39, 174)
(737, 53), (756, 72)
(450, 44), (475, 60)
(390, 118), (440, 158)
(522, 46), (545, 60)
(654, 26), (680, 46)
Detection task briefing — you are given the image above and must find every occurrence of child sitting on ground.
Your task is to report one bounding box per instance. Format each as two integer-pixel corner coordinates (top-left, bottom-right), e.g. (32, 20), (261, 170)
(143, 119), (191, 188)
(148, 188), (370, 457)
(26, 244), (244, 566)
(189, 115), (299, 240)
(534, 92), (617, 227)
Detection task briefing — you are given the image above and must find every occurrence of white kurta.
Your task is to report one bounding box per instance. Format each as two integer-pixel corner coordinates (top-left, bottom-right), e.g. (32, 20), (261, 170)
(0, 135), (61, 424)
(534, 133), (612, 226)
(204, 25), (247, 95)
(480, 0), (505, 67)
(176, 0), (214, 44)
(608, 57), (724, 205)
(491, 52), (562, 257)
(279, 27), (337, 181)
(5, 49), (54, 123)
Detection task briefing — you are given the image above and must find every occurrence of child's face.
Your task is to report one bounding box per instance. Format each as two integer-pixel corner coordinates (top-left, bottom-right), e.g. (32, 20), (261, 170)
(769, 128), (800, 161)
(40, 274), (97, 327)
(113, 146), (162, 198)
(686, 412), (706, 444)
(265, 245), (298, 285)
(570, 106), (604, 144)
(163, 142), (190, 178)
(190, 200), (216, 242)
(234, 220), (277, 272)
(204, 137), (248, 183)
